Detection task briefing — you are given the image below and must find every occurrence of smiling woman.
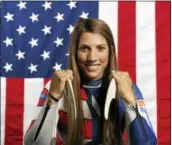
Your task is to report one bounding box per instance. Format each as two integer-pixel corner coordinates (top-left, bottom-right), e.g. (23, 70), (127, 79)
(77, 32), (109, 80)
(24, 18), (157, 145)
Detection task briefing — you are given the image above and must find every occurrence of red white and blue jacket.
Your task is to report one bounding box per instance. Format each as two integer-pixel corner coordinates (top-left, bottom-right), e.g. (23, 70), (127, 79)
(24, 79), (157, 145)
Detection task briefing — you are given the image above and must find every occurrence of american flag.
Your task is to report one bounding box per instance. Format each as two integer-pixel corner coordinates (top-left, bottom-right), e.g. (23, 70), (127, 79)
(1, 1), (170, 145)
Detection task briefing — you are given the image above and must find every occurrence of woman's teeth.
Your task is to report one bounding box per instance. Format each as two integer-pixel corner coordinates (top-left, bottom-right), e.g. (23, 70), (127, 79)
(86, 64), (99, 71)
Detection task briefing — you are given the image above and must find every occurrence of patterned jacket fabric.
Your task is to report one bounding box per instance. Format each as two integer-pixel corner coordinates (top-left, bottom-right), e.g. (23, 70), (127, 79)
(24, 79), (157, 145)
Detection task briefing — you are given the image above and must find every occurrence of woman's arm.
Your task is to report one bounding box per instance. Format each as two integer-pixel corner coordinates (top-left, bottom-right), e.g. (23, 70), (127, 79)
(24, 103), (59, 145)
(24, 69), (72, 145)
(24, 82), (60, 145)
(120, 84), (157, 145)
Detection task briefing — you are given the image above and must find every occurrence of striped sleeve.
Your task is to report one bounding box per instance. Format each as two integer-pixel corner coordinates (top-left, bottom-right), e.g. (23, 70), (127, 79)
(124, 85), (157, 145)
(24, 81), (61, 145)
(25, 81), (51, 134)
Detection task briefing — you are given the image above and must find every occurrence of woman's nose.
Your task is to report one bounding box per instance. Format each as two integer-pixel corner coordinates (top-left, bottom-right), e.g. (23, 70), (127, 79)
(87, 50), (97, 61)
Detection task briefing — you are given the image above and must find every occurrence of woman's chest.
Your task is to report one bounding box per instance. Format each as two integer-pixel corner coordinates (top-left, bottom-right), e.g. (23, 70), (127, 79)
(57, 89), (104, 141)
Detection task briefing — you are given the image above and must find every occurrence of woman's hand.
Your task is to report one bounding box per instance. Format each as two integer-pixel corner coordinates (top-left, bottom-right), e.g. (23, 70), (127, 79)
(48, 69), (73, 106)
(111, 70), (136, 106)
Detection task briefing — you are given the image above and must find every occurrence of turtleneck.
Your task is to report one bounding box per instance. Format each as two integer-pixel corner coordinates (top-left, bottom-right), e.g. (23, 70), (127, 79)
(82, 78), (102, 89)
(82, 79), (104, 104)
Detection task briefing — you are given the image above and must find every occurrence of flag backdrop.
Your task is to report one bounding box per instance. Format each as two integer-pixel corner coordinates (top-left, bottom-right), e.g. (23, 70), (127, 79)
(0, 1), (170, 145)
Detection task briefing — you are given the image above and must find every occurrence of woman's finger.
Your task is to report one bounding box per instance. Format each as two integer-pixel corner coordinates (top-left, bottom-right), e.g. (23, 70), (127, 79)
(65, 69), (73, 80)
(111, 70), (120, 82)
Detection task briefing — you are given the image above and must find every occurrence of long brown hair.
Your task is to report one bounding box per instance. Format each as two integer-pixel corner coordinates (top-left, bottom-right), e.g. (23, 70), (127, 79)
(67, 18), (123, 145)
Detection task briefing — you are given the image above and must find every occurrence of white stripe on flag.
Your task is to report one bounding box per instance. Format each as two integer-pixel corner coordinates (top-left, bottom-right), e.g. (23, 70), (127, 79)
(1, 77), (6, 145)
(23, 79), (44, 137)
(99, 2), (118, 55)
(136, 2), (157, 135)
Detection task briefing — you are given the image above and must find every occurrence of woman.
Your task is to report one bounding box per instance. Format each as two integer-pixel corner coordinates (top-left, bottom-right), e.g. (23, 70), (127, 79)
(24, 18), (157, 145)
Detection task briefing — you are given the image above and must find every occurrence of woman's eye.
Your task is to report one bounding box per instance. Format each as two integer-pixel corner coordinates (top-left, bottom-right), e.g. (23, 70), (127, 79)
(97, 46), (105, 51)
(79, 46), (88, 52)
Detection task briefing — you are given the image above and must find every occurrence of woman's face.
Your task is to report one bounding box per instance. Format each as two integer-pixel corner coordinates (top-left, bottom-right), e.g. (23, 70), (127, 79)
(77, 32), (109, 80)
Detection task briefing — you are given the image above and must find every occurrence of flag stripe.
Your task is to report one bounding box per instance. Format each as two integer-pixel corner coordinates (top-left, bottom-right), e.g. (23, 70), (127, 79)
(1, 77), (6, 145)
(118, 2), (136, 83)
(155, 2), (170, 144)
(98, 2), (118, 55)
(118, 2), (136, 143)
(136, 2), (157, 134)
(5, 78), (24, 145)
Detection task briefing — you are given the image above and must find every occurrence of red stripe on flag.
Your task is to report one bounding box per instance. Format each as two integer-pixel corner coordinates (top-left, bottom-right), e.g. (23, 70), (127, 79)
(118, 2), (136, 83)
(118, 2), (136, 143)
(5, 78), (24, 145)
(155, 2), (170, 145)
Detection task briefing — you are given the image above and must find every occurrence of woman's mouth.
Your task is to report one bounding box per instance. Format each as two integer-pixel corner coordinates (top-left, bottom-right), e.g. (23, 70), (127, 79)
(85, 64), (100, 71)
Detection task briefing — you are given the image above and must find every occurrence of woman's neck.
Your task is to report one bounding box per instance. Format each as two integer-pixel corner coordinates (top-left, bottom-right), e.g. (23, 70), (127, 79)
(82, 78), (102, 89)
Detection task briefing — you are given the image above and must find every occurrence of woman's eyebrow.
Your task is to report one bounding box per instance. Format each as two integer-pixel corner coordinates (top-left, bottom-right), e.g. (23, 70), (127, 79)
(78, 44), (89, 47)
(79, 44), (107, 46)
(97, 44), (107, 47)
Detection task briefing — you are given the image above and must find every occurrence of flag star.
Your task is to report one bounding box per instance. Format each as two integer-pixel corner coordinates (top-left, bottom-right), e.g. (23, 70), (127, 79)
(42, 1), (52, 10)
(15, 50), (25, 60)
(54, 12), (64, 22)
(4, 12), (14, 22)
(53, 62), (62, 71)
(16, 25), (26, 35)
(67, 1), (77, 9)
(29, 38), (39, 48)
(3, 62), (13, 73)
(65, 53), (69, 56)
(54, 37), (64, 47)
(41, 25), (51, 35)
(66, 24), (74, 34)
(80, 11), (89, 19)
(3, 37), (13, 47)
(40, 50), (50, 60)
(29, 13), (39, 22)
(17, 1), (27, 10)
(28, 63), (38, 73)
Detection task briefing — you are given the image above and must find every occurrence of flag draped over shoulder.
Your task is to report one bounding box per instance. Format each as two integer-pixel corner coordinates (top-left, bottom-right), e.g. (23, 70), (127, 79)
(0, 1), (170, 145)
